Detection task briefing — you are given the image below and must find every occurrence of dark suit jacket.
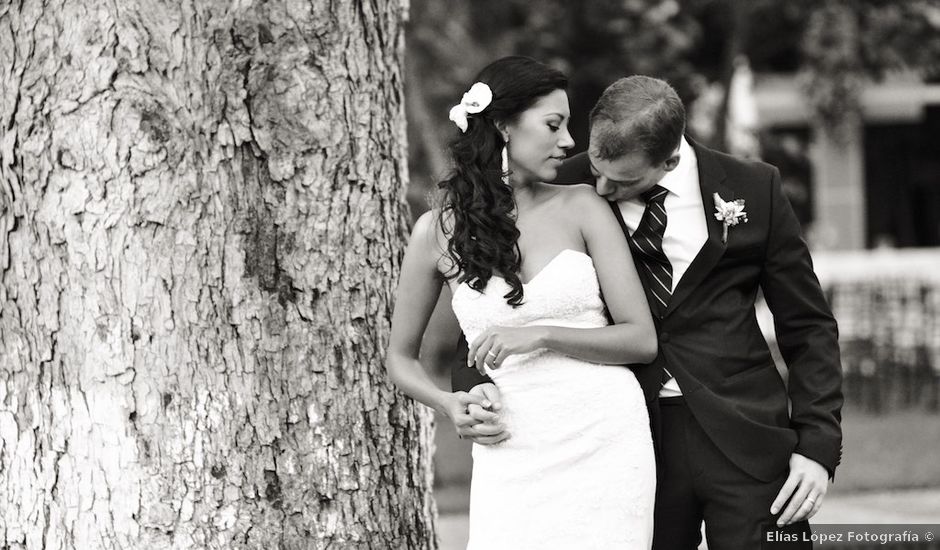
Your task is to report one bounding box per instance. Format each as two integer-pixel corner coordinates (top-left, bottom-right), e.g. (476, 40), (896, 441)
(452, 140), (843, 482)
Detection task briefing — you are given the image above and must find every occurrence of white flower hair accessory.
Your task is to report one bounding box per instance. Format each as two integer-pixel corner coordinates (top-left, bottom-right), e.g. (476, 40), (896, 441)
(448, 82), (493, 132)
(713, 193), (748, 243)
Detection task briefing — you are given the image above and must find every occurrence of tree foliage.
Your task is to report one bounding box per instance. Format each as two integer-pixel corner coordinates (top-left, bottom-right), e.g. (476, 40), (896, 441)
(405, 0), (940, 210)
(800, 0), (940, 141)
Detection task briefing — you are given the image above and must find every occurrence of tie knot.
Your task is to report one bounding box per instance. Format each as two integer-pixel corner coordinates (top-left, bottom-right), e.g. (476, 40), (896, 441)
(642, 185), (668, 204)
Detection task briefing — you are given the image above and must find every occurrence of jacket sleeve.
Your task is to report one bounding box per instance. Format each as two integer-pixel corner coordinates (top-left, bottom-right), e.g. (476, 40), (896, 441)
(451, 331), (494, 392)
(759, 167), (844, 476)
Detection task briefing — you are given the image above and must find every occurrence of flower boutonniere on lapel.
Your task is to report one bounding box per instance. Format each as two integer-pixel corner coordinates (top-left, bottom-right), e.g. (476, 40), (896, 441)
(713, 193), (748, 244)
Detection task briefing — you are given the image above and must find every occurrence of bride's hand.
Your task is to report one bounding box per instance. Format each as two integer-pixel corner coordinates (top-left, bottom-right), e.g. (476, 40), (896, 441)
(440, 390), (499, 430)
(457, 383), (510, 445)
(468, 326), (549, 374)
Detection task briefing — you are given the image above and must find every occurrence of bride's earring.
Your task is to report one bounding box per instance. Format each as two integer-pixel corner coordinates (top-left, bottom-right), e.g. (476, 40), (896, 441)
(501, 140), (510, 185)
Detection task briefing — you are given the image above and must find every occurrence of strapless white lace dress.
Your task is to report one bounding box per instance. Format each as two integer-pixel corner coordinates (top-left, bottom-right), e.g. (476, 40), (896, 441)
(451, 249), (655, 550)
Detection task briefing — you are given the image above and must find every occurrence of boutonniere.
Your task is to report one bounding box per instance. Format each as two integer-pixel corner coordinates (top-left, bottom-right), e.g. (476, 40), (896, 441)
(713, 193), (748, 244)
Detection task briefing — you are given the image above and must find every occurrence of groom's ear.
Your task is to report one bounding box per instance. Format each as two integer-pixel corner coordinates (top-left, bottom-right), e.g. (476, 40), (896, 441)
(663, 152), (681, 172)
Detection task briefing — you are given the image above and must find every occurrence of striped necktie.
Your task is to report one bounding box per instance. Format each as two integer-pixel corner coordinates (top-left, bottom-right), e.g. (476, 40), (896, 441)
(631, 185), (672, 317)
(631, 185), (674, 388)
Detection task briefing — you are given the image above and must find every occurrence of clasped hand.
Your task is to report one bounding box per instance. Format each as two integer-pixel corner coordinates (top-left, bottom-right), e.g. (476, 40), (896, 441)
(449, 383), (510, 445)
(467, 325), (547, 375)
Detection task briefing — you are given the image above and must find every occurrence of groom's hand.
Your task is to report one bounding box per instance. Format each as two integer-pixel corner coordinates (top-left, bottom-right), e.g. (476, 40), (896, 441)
(456, 383), (510, 445)
(771, 453), (830, 526)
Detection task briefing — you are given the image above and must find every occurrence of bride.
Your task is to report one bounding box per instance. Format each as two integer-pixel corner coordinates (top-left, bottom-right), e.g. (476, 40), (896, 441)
(386, 56), (657, 549)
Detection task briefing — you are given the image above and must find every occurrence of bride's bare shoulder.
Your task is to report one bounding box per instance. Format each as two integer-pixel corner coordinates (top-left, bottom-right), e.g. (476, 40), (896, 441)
(423, 208), (463, 280)
(410, 209), (456, 276)
(411, 209), (450, 249)
(545, 183), (607, 211)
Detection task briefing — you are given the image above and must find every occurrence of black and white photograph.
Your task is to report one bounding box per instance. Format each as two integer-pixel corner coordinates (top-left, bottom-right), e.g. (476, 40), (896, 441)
(1, 1), (939, 549)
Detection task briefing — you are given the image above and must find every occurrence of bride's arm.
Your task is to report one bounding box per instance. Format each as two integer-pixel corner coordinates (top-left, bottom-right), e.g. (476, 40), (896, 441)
(469, 189), (657, 370)
(548, 189), (657, 363)
(386, 211), (491, 423)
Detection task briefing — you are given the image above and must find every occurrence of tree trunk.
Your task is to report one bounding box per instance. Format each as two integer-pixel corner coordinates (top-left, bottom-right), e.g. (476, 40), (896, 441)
(0, 1), (436, 548)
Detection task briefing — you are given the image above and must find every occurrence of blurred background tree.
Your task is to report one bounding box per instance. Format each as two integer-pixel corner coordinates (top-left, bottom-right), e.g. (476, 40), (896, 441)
(404, 0), (940, 216)
(800, 0), (940, 142)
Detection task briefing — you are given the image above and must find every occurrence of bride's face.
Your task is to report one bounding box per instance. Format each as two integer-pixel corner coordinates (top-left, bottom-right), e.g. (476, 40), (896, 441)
(503, 89), (575, 184)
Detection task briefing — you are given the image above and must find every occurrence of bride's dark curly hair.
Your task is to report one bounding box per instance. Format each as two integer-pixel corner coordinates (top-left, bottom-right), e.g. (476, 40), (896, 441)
(438, 56), (568, 306)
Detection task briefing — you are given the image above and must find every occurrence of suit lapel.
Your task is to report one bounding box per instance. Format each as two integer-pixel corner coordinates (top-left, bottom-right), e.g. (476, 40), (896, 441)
(662, 141), (731, 318)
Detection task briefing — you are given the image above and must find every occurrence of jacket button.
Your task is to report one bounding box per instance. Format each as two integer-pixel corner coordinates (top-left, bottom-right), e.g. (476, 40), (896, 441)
(660, 332), (670, 343)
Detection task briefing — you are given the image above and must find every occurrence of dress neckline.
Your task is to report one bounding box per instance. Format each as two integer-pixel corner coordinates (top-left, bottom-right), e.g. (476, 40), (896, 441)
(450, 249), (596, 304)
(518, 248), (588, 285)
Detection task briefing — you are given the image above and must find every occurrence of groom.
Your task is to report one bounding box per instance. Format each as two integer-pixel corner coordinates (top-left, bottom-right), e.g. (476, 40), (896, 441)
(452, 76), (843, 549)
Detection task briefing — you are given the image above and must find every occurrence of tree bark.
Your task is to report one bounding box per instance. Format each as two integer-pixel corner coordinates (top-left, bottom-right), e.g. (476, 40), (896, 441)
(0, 1), (436, 548)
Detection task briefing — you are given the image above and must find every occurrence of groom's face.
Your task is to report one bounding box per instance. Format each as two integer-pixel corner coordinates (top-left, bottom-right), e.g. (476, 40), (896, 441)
(587, 149), (670, 202)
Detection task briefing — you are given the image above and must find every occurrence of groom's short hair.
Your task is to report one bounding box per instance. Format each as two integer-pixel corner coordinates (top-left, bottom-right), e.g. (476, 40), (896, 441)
(589, 76), (685, 165)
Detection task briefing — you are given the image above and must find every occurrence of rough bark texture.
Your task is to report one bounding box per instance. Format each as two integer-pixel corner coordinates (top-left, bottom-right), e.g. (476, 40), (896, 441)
(0, 1), (436, 548)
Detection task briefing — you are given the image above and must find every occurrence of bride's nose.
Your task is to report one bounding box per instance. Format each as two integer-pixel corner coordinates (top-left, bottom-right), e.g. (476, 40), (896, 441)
(558, 128), (574, 150)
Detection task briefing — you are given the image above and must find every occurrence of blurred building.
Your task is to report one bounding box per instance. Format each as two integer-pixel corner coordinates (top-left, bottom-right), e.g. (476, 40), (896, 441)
(754, 73), (940, 250)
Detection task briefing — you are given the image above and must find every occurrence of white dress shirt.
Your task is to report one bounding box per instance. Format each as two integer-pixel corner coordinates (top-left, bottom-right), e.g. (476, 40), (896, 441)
(617, 137), (707, 397)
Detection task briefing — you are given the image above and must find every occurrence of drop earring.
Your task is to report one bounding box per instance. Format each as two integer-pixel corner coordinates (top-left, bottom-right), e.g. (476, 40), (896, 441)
(501, 140), (510, 185)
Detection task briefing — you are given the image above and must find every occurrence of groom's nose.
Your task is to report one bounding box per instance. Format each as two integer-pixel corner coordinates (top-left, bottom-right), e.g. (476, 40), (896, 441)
(596, 176), (612, 196)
